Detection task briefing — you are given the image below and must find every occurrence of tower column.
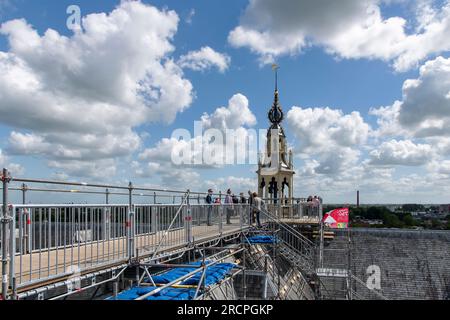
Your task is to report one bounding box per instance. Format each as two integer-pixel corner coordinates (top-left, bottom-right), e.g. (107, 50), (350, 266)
(258, 174), (262, 198)
(256, 65), (296, 216)
(289, 176), (293, 204)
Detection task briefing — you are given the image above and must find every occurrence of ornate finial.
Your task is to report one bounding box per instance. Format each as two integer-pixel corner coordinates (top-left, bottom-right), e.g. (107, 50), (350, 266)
(268, 64), (283, 125)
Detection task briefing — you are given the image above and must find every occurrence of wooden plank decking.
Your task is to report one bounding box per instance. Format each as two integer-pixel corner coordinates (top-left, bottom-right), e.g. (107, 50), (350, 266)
(4, 218), (245, 293)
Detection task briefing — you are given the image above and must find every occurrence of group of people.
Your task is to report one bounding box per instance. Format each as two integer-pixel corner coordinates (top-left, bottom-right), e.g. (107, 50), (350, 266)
(205, 189), (264, 228)
(306, 195), (322, 206)
(306, 195), (323, 216)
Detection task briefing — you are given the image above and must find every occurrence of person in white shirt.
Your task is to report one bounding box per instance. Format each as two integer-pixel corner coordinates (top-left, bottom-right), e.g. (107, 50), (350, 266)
(252, 192), (264, 228)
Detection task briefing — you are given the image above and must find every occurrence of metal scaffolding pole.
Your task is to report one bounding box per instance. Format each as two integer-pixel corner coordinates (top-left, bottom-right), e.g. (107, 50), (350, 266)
(2, 168), (11, 299)
(128, 182), (134, 261)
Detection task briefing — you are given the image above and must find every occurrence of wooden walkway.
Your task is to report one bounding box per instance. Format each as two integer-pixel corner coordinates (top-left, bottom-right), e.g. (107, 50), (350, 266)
(5, 218), (245, 293)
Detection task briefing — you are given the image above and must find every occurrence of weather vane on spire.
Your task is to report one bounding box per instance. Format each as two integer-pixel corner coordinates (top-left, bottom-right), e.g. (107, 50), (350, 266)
(272, 63), (279, 92)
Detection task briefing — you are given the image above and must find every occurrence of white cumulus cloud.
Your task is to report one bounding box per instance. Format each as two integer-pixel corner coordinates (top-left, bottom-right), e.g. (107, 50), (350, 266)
(287, 106), (370, 175)
(0, 148), (24, 175)
(178, 46), (231, 73)
(201, 93), (257, 130)
(0, 1), (194, 178)
(369, 140), (434, 166)
(228, 0), (450, 71)
(371, 56), (450, 139)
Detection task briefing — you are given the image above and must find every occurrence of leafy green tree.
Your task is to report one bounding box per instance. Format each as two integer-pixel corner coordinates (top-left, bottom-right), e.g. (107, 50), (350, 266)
(431, 219), (442, 229)
(402, 214), (416, 227)
(401, 204), (425, 212)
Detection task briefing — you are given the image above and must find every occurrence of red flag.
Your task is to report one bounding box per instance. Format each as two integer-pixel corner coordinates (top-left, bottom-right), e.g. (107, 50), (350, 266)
(322, 208), (349, 229)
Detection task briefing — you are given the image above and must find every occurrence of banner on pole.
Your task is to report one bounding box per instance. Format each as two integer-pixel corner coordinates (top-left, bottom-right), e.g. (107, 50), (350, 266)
(322, 208), (349, 229)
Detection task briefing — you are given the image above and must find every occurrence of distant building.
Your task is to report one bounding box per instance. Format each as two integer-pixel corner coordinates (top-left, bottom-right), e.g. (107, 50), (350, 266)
(369, 219), (383, 225)
(385, 205), (401, 212)
(438, 205), (450, 217)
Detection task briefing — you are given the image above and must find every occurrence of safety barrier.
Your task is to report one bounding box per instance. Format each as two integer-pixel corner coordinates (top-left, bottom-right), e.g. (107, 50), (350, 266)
(1, 200), (251, 298)
(1, 167), (321, 299)
(256, 206), (316, 274)
(266, 202), (322, 221)
(8, 204), (130, 292)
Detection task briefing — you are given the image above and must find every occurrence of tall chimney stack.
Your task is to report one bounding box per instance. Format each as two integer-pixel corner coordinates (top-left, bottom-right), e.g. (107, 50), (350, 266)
(357, 190), (360, 208)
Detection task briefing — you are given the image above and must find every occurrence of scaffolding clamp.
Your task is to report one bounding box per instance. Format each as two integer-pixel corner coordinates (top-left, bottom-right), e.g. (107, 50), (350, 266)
(0, 172), (11, 183)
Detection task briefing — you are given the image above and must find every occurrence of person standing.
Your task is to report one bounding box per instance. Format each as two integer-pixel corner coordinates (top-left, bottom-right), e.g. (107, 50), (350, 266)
(240, 192), (247, 204)
(248, 190), (254, 224)
(313, 196), (320, 217)
(225, 189), (233, 224)
(253, 192), (264, 228)
(238, 192), (246, 223)
(205, 189), (213, 226)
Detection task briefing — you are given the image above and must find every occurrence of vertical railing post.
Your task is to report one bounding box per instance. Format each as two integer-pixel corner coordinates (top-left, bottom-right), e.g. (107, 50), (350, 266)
(153, 192), (156, 205)
(21, 183), (31, 254)
(104, 207), (111, 241)
(105, 188), (110, 241)
(243, 247), (247, 300)
(1, 168), (11, 299)
(300, 202), (303, 219)
(248, 203), (251, 227)
(21, 183), (26, 205)
(240, 204), (243, 231)
(185, 190), (192, 244)
(319, 203), (323, 222)
(219, 204), (223, 235)
(319, 221), (324, 269)
(9, 204), (15, 296)
(127, 182), (135, 260)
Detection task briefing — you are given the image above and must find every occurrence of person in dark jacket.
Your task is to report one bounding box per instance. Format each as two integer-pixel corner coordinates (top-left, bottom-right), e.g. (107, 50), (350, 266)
(224, 189), (233, 224)
(205, 189), (213, 226)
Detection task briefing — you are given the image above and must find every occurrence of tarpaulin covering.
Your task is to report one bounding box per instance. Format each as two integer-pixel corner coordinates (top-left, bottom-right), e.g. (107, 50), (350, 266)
(246, 235), (278, 244)
(106, 261), (236, 300)
(107, 286), (197, 300)
(181, 263), (235, 286)
(148, 261), (235, 286)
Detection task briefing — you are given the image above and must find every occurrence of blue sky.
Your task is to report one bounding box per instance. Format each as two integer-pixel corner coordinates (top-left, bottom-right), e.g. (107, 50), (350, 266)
(1, 0), (450, 204)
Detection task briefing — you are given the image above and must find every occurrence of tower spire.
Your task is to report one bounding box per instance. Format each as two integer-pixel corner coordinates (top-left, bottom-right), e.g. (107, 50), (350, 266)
(268, 64), (283, 125)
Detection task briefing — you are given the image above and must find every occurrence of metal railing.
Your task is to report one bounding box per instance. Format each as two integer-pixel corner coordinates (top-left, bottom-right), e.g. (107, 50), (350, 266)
(256, 205), (317, 274)
(3, 202), (249, 295)
(1, 167), (322, 299)
(265, 202), (322, 221)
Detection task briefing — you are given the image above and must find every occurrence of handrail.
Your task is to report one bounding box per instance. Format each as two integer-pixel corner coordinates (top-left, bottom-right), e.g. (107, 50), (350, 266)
(10, 177), (204, 195)
(316, 276), (334, 300)
(256, 205), (314, 246)
(254, 205), (317, 273)
(150, 191), (190, 260)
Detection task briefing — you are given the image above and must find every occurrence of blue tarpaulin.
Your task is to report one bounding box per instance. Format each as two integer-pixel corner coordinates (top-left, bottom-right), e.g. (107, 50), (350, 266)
(106, 261), (236, 300)
(246, 235), (278, 244)
(107, 286), (197, 300)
